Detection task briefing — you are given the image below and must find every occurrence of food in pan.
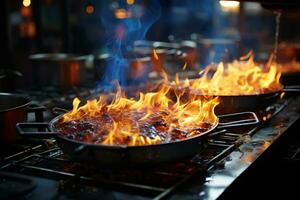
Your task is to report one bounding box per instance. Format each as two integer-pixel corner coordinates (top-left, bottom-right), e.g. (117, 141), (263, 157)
(173, 52), (282, 96)
(55, 84), (219, 146)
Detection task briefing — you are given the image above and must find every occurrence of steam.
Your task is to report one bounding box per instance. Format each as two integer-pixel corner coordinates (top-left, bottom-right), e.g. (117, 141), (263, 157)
(98, 0), (161, 89)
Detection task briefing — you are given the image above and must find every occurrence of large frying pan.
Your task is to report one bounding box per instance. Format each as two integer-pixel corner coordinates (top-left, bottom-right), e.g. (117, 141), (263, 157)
(16, 112), (258, 167)
(172, 84), (300, 114)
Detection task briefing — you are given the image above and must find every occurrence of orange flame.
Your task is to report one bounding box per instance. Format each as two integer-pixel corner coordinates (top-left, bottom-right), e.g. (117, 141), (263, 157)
(153, 49), (159, 60)
(175, 52), (282, 95)
(182, 62), (187, 71)
(59, 83), (219, 146)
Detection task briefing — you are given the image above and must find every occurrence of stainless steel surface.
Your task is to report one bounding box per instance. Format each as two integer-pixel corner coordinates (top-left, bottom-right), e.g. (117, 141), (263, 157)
(1, 76), (299, 199)
(170, 97), (300, 200)
(1, 96), (299, 199)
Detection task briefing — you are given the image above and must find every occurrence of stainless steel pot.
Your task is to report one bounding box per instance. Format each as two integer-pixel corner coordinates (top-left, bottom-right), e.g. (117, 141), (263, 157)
(94, 53), (152, 85)
(0, 93), (45, 143)
(29, 53), (92, 89)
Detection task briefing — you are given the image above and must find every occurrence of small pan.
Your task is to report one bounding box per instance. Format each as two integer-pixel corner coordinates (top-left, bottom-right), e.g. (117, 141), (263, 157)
(172, 85), (300, 114)
(215, 85), (300, 114)
(16, 111), (258, 167)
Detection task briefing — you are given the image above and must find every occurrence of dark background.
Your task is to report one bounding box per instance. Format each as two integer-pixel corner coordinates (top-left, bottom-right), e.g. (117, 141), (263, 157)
(1, 0), (300, 89)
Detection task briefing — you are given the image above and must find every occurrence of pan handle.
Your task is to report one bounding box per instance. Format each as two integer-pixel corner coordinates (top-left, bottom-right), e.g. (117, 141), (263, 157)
(217, 112), (259, 128)
(26, 103), (47, 122)
(73, 144), (128, 157)
(16, 123), (58, 138)
(283, 85), (300, 92)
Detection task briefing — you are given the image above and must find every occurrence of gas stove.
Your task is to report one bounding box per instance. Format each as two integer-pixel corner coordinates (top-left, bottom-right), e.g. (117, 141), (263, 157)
(0, 94), (300, 200)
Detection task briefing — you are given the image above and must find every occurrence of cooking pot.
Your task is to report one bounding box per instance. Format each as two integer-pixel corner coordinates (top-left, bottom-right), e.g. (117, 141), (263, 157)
(134, 40), (193, 75)
(29, 53), (92, 89)
(0, 93), (45, 143)
(94, 53), (152, 85)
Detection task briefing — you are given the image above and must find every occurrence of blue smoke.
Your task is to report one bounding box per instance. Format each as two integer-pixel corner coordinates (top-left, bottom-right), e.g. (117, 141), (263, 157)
(98, 0), (161, 89)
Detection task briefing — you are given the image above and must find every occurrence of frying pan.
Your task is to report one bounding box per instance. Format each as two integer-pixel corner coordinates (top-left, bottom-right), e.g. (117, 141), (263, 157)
(172, 84), (300, 114)
(16, 112), (258, 167)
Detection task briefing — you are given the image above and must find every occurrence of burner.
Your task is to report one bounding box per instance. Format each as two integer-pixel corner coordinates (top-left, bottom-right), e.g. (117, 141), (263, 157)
(1, 96), (299, 200)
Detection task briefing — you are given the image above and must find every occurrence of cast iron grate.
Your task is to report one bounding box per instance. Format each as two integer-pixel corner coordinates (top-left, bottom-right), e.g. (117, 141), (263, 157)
(0, 101), (287, 200)
(0, 141), (235, 200)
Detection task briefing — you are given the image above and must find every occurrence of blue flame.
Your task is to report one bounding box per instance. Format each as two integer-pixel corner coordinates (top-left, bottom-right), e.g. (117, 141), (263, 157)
(98, 0), (161, 89)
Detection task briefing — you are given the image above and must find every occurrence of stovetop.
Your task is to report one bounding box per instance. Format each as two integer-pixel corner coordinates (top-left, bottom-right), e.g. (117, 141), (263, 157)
(0, 95), (300, 200)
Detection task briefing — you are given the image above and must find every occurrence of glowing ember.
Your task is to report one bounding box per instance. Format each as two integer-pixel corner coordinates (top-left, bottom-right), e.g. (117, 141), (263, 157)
(55, 82), (219, 146)
(174, 51), (282, 95)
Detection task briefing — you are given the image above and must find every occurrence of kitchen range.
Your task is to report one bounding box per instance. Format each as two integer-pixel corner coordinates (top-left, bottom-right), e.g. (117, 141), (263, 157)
(1, 0), (300, 200)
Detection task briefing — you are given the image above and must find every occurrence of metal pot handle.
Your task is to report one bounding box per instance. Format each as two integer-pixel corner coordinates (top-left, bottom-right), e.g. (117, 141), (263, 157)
(16, 123), (58, 138)
(26, 104), (47, 122)
(74, 144), (128, 158)
(283, 85), (300, 92)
